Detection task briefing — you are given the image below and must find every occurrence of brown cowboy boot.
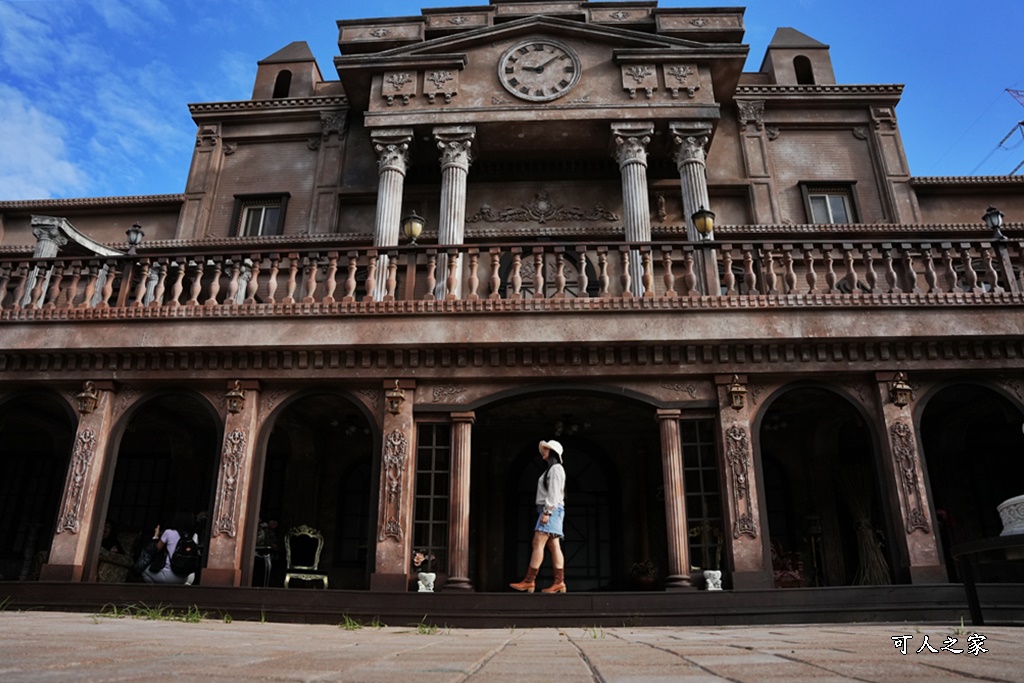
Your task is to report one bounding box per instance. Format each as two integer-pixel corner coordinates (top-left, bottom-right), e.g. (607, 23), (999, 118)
(510, 566), (539, 593)
(541, 567), (566, 593)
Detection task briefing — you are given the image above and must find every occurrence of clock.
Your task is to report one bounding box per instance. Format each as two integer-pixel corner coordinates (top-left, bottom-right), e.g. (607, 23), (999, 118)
(498, 39), (581, 102)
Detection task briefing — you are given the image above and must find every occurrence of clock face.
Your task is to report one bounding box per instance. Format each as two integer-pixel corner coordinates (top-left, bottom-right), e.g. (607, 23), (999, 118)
(498, 39), (581, 102)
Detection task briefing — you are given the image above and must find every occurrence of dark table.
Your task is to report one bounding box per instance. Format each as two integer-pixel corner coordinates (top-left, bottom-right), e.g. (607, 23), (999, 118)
(951, 534), (1024, 625)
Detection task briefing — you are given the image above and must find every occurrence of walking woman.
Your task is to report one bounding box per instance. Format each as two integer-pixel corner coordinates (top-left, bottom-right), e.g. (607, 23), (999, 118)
(510, 439), (567, 593)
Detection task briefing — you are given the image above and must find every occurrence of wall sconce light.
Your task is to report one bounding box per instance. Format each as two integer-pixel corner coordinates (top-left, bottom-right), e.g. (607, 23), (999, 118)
(691, 206), (716, 241)
(401, 211), (426, 245)
(126, 223), (145, 255)
(225, 380), (246, 414)
(982, 206), (1006, 241)
(386, 379), (406, 414)
(889, 371), (912, 408)
(727, 375), (747, 411)
(76, 381), (100, 414)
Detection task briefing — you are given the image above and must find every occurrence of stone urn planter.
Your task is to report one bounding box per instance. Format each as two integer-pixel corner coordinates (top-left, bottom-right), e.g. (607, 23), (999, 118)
(997, 494), (1024, 536)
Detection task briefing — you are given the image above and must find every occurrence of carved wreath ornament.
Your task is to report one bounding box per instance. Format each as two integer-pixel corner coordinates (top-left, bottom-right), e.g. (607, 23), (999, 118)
(467, 191), (619, 225)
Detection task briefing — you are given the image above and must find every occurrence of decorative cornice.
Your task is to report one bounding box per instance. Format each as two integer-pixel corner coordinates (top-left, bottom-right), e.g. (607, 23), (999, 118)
(0, 194), (185, 211)
(187, 96), (349, 114)
(734, 84), (903, 102)
(910, 175), (1024, 186)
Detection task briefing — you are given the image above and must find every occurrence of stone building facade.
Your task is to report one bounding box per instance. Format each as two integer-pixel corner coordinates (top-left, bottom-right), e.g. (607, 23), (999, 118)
(1, 0), (1023, 596)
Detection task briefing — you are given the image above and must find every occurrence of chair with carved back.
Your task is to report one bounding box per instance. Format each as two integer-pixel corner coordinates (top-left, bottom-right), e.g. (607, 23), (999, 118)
(283, 525), (328, 589)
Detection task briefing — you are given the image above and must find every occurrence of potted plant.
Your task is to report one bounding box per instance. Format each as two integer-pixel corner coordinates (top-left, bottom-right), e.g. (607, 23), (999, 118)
(629, 559), (658, 590)
(412, 549), (436, 592)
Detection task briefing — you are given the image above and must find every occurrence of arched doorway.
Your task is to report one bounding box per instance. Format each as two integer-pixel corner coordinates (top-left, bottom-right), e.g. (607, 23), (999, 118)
(257, 392), (375, 589)
(920, 383), (1024, 580)
(0, 391), (75, 581)
(102, 392), (220, 580)
(758, 387), (894, 587)
(469, 391), (664, 591)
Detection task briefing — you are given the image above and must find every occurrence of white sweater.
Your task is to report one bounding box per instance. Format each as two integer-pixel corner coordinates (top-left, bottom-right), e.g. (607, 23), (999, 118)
(536, 463), (566, 513)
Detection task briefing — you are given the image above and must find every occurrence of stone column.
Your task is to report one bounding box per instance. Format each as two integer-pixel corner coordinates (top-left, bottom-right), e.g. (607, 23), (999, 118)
(24, 218), (70, 307)
(714, 374), (772, 588)
(670, 122), (713, 241)
(371, 379), (417, 592)
(371, 129), (413, 299)
(204, 380), (262, 586)
(873, 372), (945, 583)
(42, 381), (117, 582)
(611, 123), (654, 296)
(433, 125), (475, 299)
(658, 409), (694, 590)
(447, 411), (475, 590)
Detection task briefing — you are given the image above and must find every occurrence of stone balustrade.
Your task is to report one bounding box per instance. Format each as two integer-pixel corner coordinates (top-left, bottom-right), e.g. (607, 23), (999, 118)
(0, 238), (1021, 319)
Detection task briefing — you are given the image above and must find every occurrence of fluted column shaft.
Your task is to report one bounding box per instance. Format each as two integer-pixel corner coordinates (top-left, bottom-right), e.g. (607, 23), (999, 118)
(671, 124), (712, 242)
(434, 126), (475, 299)
(612, 123), (654, 295)
(447, 411), (475, 590)
(371, 129), (413, 299)
(658, 409), (694, 589)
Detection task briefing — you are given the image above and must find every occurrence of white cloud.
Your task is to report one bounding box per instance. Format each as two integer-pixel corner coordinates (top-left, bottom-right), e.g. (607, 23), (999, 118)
(0, 84), (86, 199)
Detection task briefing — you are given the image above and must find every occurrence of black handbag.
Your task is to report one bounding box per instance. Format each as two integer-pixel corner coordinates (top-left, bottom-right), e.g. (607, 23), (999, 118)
(135, 539), (166, 573)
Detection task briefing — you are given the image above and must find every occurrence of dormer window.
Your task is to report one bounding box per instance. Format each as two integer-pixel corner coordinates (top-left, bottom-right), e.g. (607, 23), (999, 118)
(794, 56), (814, 85)
(272, 70), (292, 99)
(800, 183), (859, 225)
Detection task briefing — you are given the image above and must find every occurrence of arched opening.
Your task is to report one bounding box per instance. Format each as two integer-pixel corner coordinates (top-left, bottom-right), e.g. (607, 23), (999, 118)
(0, 392), (75, 581)
(794, 55), (815, 85)
(255, 392), (374, 589)
(758, 387), (893, 587)
(101, 392), (219, 582)
(920, 384), (1024, 581)
(272, 70), (292, 99)
(468, 390), (681, 592)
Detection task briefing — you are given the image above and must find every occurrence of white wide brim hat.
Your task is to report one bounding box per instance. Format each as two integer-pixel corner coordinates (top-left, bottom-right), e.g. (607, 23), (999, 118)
(538, 439), (564, 457)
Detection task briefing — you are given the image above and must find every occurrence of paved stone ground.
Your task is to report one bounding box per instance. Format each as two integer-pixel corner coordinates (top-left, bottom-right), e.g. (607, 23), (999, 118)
(0, 611), (1020, 682)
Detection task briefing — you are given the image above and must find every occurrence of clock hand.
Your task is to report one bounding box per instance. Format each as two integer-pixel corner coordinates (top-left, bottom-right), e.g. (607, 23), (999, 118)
(534, 54), (563, 72)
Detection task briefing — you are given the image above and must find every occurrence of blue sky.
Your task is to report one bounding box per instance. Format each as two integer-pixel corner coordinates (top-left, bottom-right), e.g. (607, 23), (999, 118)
(1, 0), (1021, 201)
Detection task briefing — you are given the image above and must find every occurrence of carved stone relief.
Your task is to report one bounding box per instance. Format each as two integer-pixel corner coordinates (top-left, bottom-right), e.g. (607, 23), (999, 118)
(736, 100), (765, 130)
(661, 382), (698, 399)
(214, 429), (246, 537)
(890, 421), (930, 534)
(383, 72), (415, 106)
(621, 64), (657, 99)
(320, 111), (347, 140)
(432, 384), (467, 402)
(725, 424), (758, 539)
(378, 429), (407, 542)
(663, 64), (699, 99)
(56, 429), (97, 534)
(467, 191), (619, 225)
(423, 70), (458, 104)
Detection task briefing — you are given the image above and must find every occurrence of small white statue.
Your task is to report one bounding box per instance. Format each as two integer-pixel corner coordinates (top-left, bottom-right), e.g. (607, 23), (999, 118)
(417, 571), (436, 592)
(703, 569), (722, 591)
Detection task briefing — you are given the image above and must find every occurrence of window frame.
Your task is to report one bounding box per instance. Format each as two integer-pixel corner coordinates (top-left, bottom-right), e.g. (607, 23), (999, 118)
(230, 193), (290, 237)
(799, 182), (860, 225)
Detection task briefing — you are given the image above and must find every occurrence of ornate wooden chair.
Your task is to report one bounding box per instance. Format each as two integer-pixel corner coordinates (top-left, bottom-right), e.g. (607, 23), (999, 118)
(283, 525), (328, 589)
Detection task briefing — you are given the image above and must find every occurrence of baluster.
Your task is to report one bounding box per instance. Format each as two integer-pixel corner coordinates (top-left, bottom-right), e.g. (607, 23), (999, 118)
(445, 250), (460, 301)
(130, 260), (150, 307)
(27, 264), (47, 310)
(488, 249), (502, 300)
(225, 258), (241, 305)
(10, 262), (30, 310)
(619, 248), (632, 298)
(803, 246), (817, 294)
(80, 262), (99, 309)
(168, 262), (184, 307)
(533, 250), (545, 299)
(842, 245), (859, 294)
(283, 254), (299, 304)
(782, 247), (796, 294)
(742, 248), (757, 295)
(863, 247), (880, 293)
(722, 247), (736, 295)
(342, 253), (357, 303)
(149, 259), (167, 306)
(302, 254), (318, 304)
(641, 249), (654, 298)
(363, 251), (377, 302)
(597, 249), (610, 298)
(245, 256), (261, 304)
(882, 246), (900, 293)
(509, 251), (523, 299)
(576, 246), (590, 298)
(553, 249), (566, 299)
(424, 251), (438, 301)
(322, 252), (338, 303)
(981, 247), (1003, 293)
(63, 261), (83, 308)
(467, 250), (480, 300)
(661, 247), (676, 297)
(1018, 243), (1024, 292)
(266, 254), (281, 304)
(960, 244), (981, 293)
(901, 243), (920, 293)
(763, 245), (778, 294)
(682, 248), (698, 296)
(42, 262), (65, 309)
(204, 259), (223, 306)
(385, 251), (399, 301)
(921, 244), (937, 293)
(98, 262), (118, 308)
(940, 245), (957, 293)
(0, 265), (11, 309)
(822, 245), (837, 294)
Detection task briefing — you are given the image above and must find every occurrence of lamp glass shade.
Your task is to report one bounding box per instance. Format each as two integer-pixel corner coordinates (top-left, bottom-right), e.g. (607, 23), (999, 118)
(402, 212), (425, 242)
(982, 206), (1004, 230)
(126, 224), (145, 246)
(692, 207), (715, 238)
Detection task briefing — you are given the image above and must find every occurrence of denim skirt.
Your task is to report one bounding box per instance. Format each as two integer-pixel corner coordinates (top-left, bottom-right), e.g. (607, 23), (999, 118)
(535, 505), (565, 538)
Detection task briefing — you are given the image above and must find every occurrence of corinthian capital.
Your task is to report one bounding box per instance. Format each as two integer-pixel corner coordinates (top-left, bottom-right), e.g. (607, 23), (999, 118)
(371, 128), (413, 175)
(434, 125), (476, 172)
(610, 122), (654, 168)
(669, 122), (712, 168)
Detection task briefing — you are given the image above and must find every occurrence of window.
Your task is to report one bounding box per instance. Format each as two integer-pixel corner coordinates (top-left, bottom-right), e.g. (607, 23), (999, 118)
(272, 70), (292, 99)
(413, 423), (450, 573)
(231, 194), (288, 237)
(800, 183), (858, 225)
(681, 419), (724, 571)
(793, 56), (814, 85)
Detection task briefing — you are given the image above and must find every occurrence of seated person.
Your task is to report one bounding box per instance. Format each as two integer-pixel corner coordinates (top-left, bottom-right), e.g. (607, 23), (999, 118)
(141, 512), (198, 585)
